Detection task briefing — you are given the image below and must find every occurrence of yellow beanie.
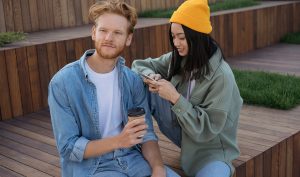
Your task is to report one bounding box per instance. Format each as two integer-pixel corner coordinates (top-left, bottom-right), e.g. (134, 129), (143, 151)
(170, 0), (212, 34)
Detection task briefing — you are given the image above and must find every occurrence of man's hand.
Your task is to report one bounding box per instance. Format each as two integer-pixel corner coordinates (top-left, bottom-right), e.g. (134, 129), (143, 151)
(116, 119), (148, 148)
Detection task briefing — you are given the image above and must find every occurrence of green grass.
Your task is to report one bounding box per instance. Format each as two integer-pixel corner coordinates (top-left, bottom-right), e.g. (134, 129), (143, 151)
(233, 69), (300, 110)
(0, 32), (26, 47)
(139, 0), (260, 18)
(280, 32), (300, 44)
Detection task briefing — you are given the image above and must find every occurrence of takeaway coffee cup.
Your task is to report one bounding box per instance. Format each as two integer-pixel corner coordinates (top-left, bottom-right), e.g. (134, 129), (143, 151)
(128, 107), (146, 138)
(127, 107), (145, 122)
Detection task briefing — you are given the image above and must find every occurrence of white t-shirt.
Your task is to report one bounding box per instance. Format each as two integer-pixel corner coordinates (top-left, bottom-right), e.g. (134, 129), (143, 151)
(85, 61), (122, 138)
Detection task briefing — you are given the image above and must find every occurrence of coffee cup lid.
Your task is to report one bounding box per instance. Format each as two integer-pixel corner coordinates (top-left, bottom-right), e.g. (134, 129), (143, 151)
(128, 107), (145, 116)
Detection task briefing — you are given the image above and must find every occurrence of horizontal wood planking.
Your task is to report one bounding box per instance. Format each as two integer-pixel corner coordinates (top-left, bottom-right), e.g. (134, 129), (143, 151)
(0, 107), (299, 177)
(0, 0), (183, 33)
(0, 2), (300, 120)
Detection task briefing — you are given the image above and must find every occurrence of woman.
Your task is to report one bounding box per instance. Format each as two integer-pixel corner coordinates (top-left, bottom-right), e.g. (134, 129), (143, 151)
(131, 0), (243, 177)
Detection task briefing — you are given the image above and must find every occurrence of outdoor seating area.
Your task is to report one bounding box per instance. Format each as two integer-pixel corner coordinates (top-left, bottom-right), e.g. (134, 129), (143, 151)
(0, 103), (299, 176)
(0, 0), (300, 177)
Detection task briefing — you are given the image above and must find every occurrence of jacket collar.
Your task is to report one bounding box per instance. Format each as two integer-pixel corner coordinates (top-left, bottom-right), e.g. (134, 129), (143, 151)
(204, 47), (223, 80)
(79, 49), (125, 80)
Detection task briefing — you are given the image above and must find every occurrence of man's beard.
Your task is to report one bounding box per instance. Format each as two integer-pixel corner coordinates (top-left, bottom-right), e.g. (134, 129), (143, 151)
(95, 42), (124, 59)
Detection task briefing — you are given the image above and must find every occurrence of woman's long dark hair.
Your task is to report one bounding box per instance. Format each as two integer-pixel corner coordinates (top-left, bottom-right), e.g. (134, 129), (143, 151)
(167, 24), (221, 81)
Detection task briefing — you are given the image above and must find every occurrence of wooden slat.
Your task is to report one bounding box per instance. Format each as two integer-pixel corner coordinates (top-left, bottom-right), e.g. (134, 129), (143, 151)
(74, 0), (83, 26)
(0, 128), (58, 156)
(254, 154), (263, 177)
(2, 0), (14, 31)
(0, 0), (6, 32)
(149, 26), (158, 58)
(293, 133), (300, 177)
(56, 41), (68, 69)
(74, 38), (85, 59)
(232, 12), (238, 55)
(16, 48), (33, 115)
(5, 50), (23, 117)
(245, 159), (254, 177)
(47, 43), (59, 79)
(36, 0), (47, 30)
(271, 144), (279, 177)
(0, 166), (23, 177)
(6, 119), (53, 138)
(27, 46), (43, 112)
(36, 44), (50, 107)
(0, 136), (59, 167)
(65, 40), (76, 63)
(286, 137), (293, 177)
(20, 0), (32, 32)
(0, 51), (12, 120)
(0, 145), (60, 176)
(279, 140), (287, 177)
(142, 27), (150, 58)
(0, 122), (55, 146)
(223, 13), (233, 57)
(0, 154), (52, 177)
(16, 115), (52, 130)
(81, 0), (89, 24)
(67, 0), (76, 27)
(28, 0), (39, 32)
(53, 0), (62, 29)
(12, 0), (23, 32)
(46, 0), (54, 30)
(263, 149), (272, 177)
(133, 28), (142, 59)
(60, 0), (69, 28)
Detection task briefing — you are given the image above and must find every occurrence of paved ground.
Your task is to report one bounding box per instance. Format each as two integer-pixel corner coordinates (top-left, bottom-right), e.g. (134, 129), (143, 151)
(227, 43), (300, 76)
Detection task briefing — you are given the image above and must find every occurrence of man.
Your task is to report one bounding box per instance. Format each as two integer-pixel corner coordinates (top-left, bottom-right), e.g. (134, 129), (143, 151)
(48, 1), (179, 177)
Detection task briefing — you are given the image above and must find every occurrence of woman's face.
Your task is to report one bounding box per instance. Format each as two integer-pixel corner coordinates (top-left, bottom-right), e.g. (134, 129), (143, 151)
(171, 23), (189, 57)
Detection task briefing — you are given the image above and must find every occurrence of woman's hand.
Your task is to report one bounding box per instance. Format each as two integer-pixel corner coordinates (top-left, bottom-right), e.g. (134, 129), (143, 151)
(147, 79), (180, 104)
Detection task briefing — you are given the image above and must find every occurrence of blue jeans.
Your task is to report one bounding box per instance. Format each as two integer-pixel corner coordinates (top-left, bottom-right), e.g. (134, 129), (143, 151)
(149, 93), (230, 177)
(196, 161), (230, 177)
(93, 148), (180, 177)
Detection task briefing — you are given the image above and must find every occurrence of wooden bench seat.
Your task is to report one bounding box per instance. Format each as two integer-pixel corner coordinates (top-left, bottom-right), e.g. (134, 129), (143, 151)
(0, 105), (299, 177)
(155, 105), (300, 177)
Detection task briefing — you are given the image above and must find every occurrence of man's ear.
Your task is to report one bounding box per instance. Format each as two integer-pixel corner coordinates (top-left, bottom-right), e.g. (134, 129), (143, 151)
(92, 25), (96, 41)
(125, 33), (133, 47)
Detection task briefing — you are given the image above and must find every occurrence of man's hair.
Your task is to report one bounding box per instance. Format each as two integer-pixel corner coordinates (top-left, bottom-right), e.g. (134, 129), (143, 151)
(89, 0), (137, 33)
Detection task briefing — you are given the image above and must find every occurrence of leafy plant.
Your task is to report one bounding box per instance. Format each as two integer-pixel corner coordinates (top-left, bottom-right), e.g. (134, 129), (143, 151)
(281, 32), (300, 44)
(0, 32), (26, 47)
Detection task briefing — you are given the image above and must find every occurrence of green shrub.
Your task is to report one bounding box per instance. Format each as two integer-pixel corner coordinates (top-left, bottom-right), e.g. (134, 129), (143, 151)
(234, 69), (300, 110)
(0, 32), (26, 47)
(139, 0), (260, 18)
(281, 32), (300, 44)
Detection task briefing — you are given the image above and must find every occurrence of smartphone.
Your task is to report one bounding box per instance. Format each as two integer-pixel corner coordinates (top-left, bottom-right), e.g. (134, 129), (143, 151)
(140, 73), (155, 81)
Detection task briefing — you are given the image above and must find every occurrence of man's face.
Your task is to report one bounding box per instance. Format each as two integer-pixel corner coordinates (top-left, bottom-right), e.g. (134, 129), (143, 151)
(92, 13), (133, 60)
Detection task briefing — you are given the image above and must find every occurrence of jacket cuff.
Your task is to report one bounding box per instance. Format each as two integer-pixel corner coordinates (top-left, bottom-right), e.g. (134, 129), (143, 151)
(70, 137), (89, 162)
(142, 131), (158, 143)
(171, 95), (191, 117)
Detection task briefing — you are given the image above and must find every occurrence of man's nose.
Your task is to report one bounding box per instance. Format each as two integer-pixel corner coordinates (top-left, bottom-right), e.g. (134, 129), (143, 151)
(104, 32), (113, 41)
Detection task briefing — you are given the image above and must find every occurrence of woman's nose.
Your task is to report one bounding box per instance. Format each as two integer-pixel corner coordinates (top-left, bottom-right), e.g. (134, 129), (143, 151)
(173, 39), (180, 47)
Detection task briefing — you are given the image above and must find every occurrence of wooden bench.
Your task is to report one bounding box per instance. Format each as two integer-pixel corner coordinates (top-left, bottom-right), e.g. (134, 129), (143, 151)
(0, 105), (299, 177)
(155, 105), (300, 177)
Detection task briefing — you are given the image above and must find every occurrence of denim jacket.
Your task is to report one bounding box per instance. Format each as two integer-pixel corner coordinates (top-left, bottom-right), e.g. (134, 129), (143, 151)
(48, 49), (157, 177)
